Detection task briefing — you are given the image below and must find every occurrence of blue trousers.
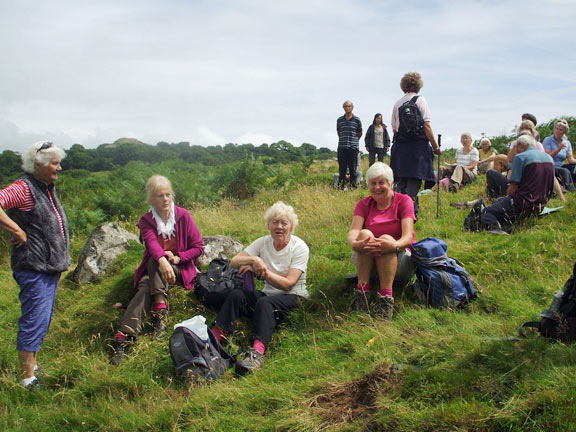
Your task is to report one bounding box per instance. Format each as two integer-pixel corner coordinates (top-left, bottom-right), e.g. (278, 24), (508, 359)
(13, 271), (61, 352)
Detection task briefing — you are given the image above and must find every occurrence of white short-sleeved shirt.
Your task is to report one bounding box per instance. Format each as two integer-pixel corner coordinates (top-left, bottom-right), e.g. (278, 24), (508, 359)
(455, 147), (480, 175)
(391, 92), (431, 132)
(244, 234), (309, 298)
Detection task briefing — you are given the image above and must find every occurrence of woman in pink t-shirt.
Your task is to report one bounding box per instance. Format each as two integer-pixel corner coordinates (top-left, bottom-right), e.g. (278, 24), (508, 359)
(347, 162), (416, 319)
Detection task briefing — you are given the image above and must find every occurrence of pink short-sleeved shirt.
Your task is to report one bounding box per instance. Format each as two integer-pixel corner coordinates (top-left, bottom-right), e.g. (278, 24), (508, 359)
(354, 193), (416, 240)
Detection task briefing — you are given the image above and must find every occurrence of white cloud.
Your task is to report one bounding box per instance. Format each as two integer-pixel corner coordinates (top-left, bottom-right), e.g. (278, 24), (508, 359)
(0, 0), (575, 153)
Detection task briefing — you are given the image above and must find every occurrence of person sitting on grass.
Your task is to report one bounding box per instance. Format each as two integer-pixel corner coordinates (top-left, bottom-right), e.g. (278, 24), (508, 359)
(438, 132), (479, 191)
(347, 162), (415, 319)
(481, 134), (555, 235)
(210, 201), (309, 375)
(476, 138), (497, 174)
(543, 120), (576, 192)
(110, 175), (204, 365)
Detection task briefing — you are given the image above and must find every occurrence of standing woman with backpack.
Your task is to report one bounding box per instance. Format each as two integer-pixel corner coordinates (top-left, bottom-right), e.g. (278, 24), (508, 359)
(390, 72), (441, 217)
(365, 113), (391, 166)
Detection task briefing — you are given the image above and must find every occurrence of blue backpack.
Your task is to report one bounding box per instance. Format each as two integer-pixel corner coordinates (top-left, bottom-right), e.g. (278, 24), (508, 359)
(411, 237), (476, 309)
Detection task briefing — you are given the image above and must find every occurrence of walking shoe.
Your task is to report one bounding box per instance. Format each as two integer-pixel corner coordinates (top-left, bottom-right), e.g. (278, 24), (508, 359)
(450, 201), (469, 209)
(151, 308), (169, 338)
(22, 377), (43, 391)
(487, 229), (509, 235)
(352, 290), (370, 313)
(374, 295), (394, 320)
(110, 338), (131, 366)
(235, 348), (265, 375)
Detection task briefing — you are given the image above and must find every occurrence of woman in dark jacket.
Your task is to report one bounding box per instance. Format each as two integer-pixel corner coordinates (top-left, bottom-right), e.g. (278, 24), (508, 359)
(0, 141), (69, 390)
(364, 113), (390, 166)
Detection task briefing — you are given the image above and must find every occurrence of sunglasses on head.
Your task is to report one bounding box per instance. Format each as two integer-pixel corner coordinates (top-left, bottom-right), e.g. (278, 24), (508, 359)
(36, 142), (54, 153)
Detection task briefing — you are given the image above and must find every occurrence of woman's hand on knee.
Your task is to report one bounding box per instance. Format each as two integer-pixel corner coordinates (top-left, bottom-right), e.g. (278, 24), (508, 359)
(364, 236), (397, 256)
(158, 256), (176, 284)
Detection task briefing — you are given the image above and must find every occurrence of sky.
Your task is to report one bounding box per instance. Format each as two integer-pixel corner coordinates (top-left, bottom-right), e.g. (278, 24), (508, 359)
(1, 0), (575, 153)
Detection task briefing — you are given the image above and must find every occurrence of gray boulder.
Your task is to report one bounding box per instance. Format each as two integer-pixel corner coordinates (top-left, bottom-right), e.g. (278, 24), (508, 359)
(197, 235), (244, 268)
(69, 222), (139, 285)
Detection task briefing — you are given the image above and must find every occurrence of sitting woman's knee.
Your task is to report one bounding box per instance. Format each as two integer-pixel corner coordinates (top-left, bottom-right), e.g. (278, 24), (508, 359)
(378, 234), (395, 242)
(356, 229), (375, 241)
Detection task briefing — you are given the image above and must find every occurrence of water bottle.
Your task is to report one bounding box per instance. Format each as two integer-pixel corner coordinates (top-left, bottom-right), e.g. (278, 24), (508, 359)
(243, 271), (255, 293)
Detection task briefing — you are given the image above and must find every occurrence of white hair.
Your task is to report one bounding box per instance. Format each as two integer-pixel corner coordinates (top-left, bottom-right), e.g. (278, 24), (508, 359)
(21, 141), (66, 174)
(517, 134), (536, 149)
(365, 162), (394, 186)
(264, 201), (298, 233)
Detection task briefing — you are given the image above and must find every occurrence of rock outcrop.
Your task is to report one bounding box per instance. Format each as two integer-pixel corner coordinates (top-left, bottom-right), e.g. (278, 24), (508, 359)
(197, 235), (244, 268)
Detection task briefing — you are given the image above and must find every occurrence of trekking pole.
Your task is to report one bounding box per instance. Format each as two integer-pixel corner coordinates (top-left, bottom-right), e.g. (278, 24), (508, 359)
(436, 134), (442, 219)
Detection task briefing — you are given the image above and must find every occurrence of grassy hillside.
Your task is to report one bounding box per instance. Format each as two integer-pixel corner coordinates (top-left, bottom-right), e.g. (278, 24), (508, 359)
(1, 160), (575, 431)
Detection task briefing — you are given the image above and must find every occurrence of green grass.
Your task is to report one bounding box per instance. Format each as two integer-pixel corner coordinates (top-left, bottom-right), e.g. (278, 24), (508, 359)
(1, 164), (576, 431)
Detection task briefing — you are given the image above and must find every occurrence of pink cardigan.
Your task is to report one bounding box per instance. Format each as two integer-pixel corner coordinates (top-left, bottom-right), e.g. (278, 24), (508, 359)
(133, 206), (204, 290)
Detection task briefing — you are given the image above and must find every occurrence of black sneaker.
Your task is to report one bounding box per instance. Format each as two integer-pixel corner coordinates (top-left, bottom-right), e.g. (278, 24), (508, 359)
(110, 338), (131, 366)
(374, 295), (394, 320)
(151, 309), (169, 338)
(352, 290), (370, 313)
(235, 348), (265, 375)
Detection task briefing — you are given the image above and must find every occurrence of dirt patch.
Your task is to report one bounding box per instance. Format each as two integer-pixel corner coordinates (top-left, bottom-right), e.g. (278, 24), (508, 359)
(307, 362), (402, 429)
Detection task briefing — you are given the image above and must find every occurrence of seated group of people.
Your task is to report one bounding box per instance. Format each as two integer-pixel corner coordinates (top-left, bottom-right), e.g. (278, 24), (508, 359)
(0, 121), (569, 388)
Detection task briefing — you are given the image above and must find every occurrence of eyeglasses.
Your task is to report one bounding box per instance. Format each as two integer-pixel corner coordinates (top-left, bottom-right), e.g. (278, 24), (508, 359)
(36, 142), (53, 153)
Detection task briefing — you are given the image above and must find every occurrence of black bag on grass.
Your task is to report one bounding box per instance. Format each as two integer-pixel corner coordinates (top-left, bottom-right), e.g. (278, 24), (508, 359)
(169, 326), (233, 382)
(194, 257), (243, 306)
(520, 262), (576, 341)
(463, 199), (486, 232)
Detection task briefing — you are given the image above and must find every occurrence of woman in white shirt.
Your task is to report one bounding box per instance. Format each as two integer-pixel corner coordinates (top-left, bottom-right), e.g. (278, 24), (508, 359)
(439, 132), (479, 191)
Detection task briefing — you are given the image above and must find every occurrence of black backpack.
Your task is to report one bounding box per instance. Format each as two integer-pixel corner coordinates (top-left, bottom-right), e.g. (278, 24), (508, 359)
(463, 199), (486, 232)
(195, 257), (243, 305)
(169, 326), (233, 382)
(398, 96), (425, 138)
(520, 262), (576, 341)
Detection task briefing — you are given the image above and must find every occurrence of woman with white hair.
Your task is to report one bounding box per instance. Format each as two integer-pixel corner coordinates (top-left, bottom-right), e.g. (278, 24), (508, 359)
(543, 120), (576, 191)
(476, 138), (497, 173)
(347, 162), (415, 320)
(0, 141), (69, 390)
(210, 201), (309, 375)
(110, 175), (204, 365)
(438, 133), (479, 191)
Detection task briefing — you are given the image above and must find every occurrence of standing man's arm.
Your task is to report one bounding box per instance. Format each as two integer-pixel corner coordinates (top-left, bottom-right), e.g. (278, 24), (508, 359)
(424, 122), (440, 154)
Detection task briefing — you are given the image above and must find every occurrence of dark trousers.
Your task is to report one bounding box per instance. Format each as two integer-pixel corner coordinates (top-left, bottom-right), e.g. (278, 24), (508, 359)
(337, 147), (358, 188)
(215, 289), (302, 347)
(119, 258), (182, 338)
(368, 148), (386, 166)
(486, 169), (509, 199)
(555, 166), (576, 191)
(482, 196), (524, 231)
(395, 177), (421, 216)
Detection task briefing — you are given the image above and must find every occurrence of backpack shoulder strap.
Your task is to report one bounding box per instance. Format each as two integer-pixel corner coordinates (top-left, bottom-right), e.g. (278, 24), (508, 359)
(519, 320), (540, 338)
(410, 95), (419, 103)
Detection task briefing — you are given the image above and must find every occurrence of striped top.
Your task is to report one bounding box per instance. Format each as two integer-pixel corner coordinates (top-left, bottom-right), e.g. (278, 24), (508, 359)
(0, 180), (66, 238)
(337, 114), (362, 149)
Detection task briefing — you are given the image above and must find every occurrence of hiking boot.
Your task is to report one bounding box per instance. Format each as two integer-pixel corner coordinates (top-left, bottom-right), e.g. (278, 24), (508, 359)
(352, 290), (370, 313)
(22, 377), (43, 391)
(110, 338), (131, 366)
(374, 295), (394, 320)
(450, 201), (468, 209)
(151, 308), (169, 338)
(235, 348), (265, 375)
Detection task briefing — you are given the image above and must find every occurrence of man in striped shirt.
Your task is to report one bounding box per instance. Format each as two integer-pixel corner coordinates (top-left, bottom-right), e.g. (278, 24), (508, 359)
(337, 100), (363, 189)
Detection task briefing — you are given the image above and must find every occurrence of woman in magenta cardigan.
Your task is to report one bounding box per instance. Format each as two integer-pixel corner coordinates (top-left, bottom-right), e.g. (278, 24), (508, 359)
(110, 175), (204, 365)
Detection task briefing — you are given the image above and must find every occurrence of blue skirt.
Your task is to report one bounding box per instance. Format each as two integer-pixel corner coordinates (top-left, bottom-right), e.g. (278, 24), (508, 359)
(390, 138), (435, 182)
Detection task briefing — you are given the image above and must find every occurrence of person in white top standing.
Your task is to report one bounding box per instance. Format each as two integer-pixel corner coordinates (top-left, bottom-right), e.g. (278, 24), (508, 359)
(210, 201), (309, 375)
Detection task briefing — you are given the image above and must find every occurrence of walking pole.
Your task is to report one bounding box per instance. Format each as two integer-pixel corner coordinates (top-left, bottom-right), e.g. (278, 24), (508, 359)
(436, 134), (442, 219)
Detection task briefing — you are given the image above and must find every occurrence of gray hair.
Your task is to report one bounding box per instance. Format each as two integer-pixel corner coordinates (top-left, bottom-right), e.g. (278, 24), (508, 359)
(21, 141), (67, 174)
(516, 134), (536, 149)
(555, 120), (570, 132)
(145, 175), (175, 204)
(480, 138), (492, 147)
(342, 100), (354, 109)
(264, 201), (298, 233)
(461, 132), (472, 141)
(365, 162), (394, 186)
